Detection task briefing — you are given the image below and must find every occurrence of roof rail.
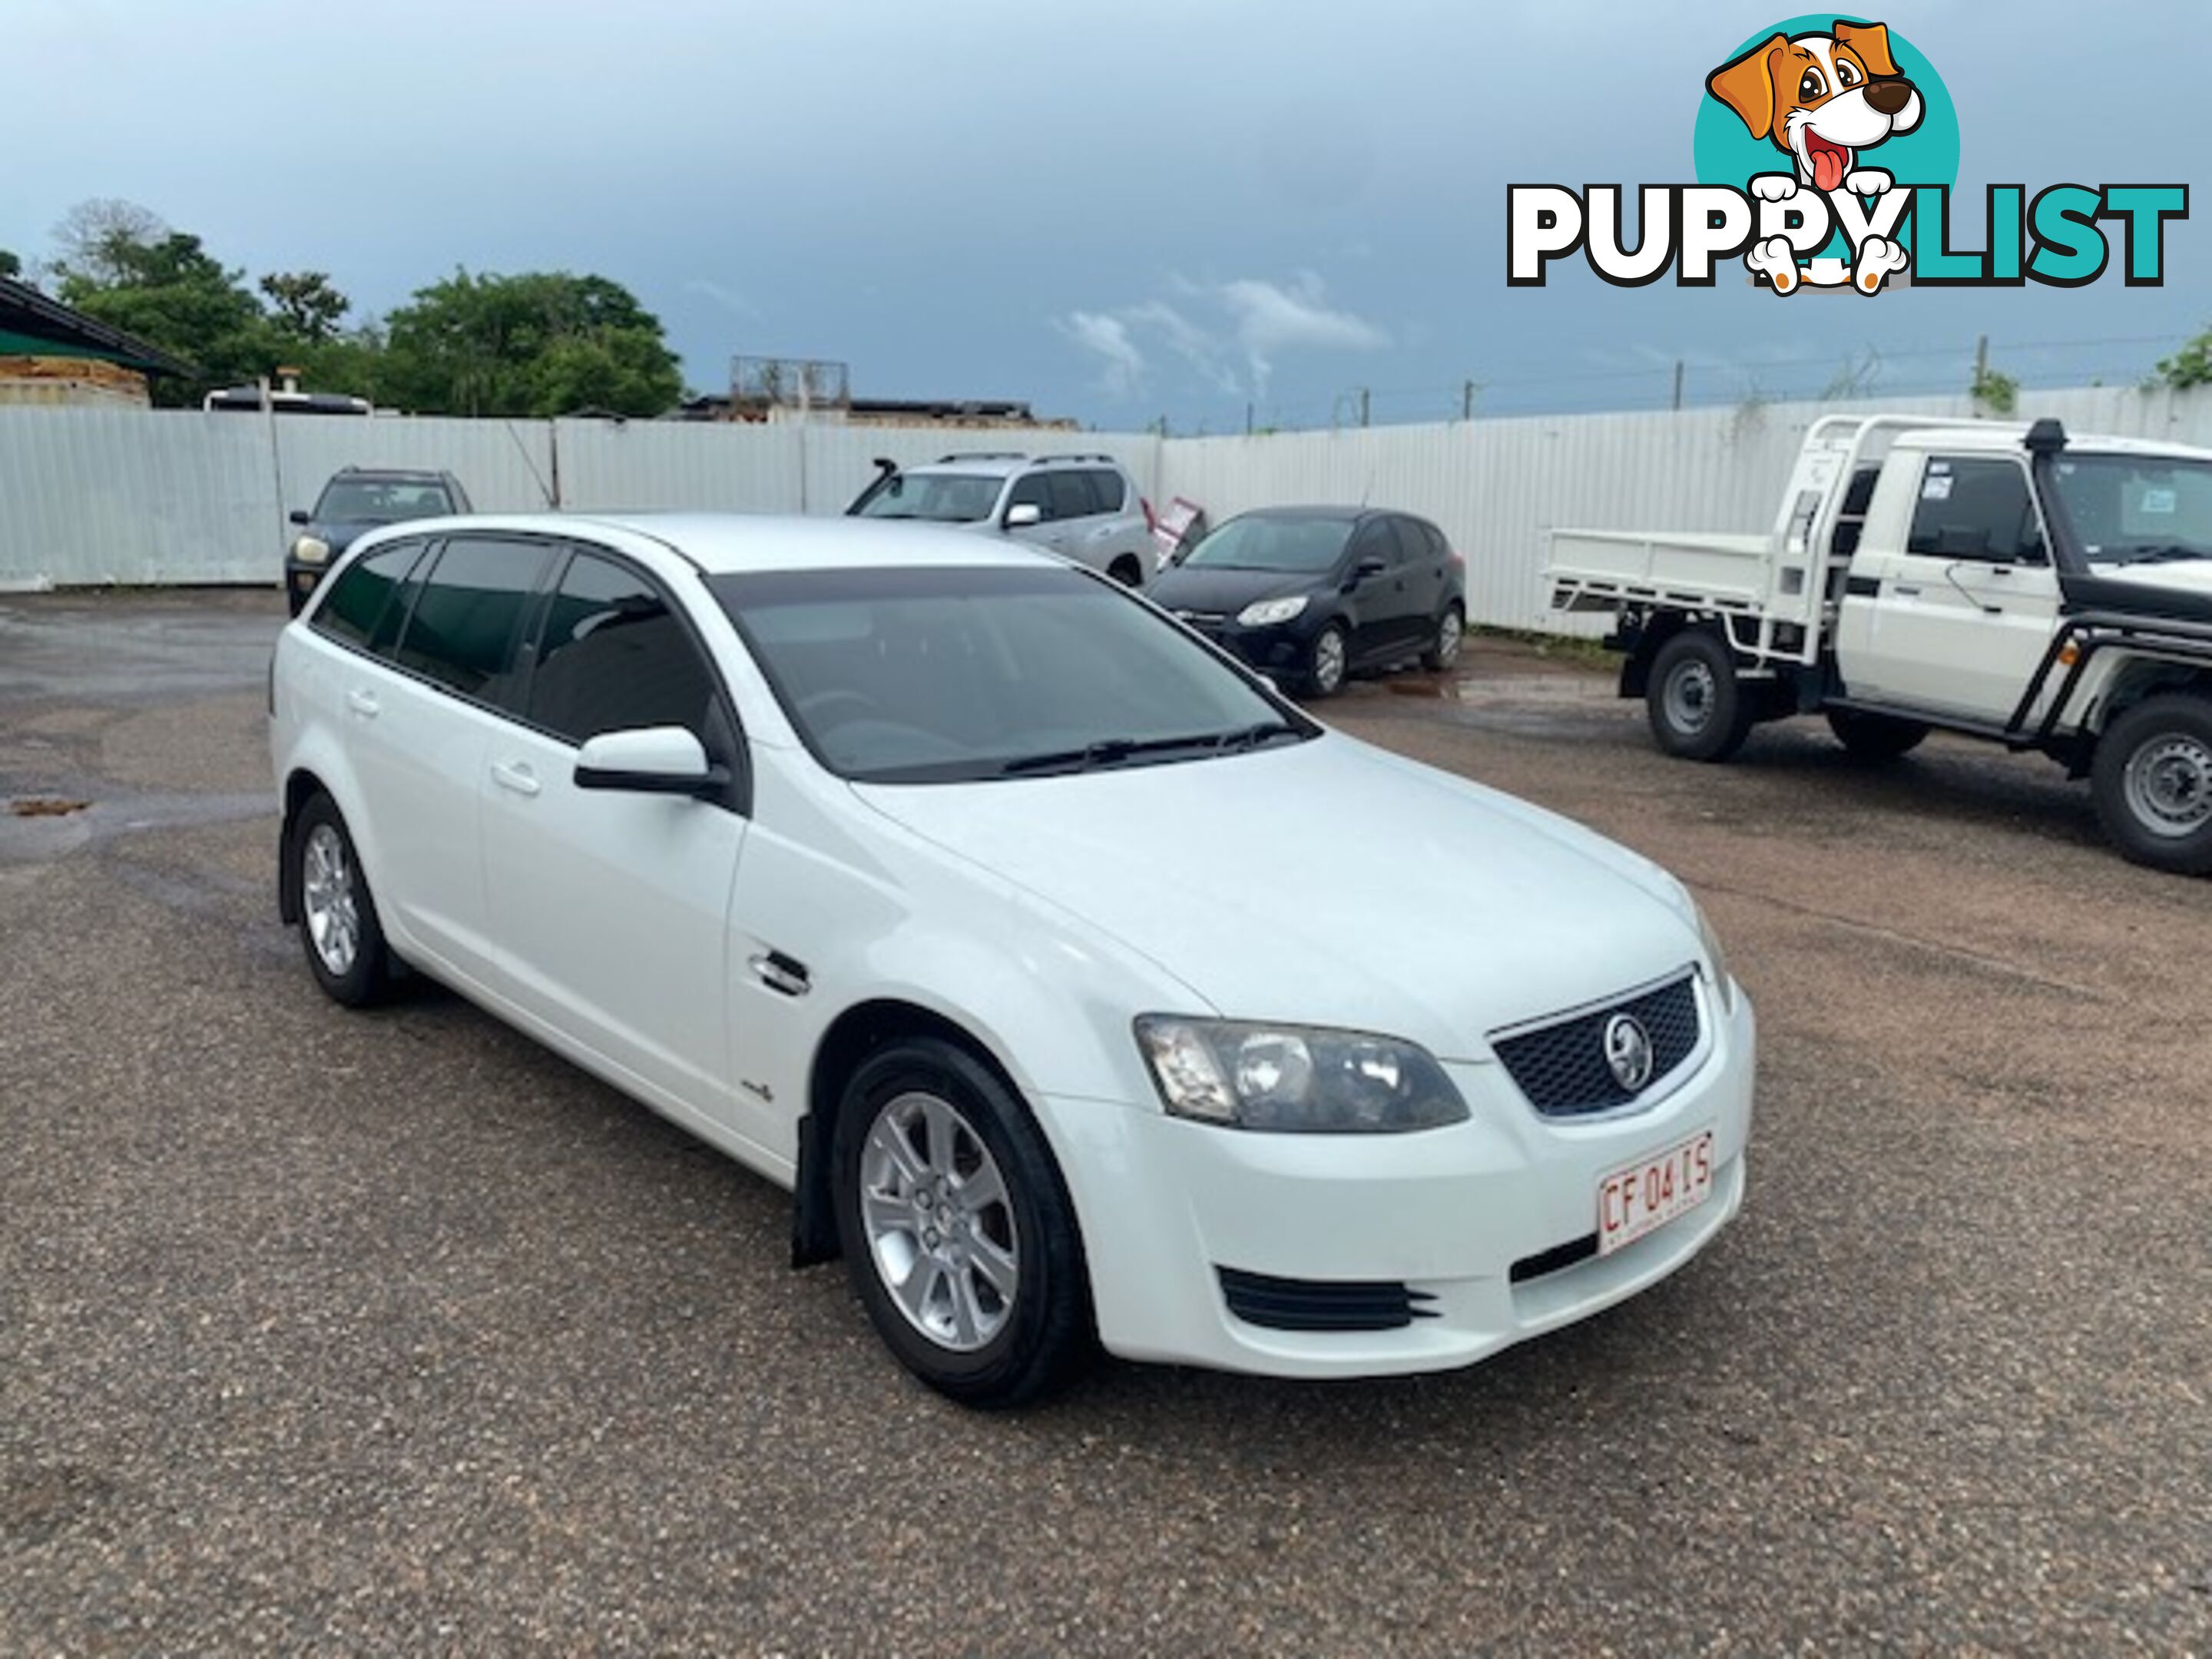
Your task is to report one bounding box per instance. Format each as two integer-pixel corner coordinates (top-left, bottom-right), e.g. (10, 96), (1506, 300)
(935, 450), (1028, 463)
(1033, 452), (1116, 464)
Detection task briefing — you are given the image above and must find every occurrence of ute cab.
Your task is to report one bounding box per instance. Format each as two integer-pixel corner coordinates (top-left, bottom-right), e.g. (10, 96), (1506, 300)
(1547, 416), (2212, 873)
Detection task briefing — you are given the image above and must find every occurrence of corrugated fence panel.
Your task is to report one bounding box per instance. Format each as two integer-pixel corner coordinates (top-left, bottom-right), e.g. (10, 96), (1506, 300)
(0, 407), (277, 588)
(4, 392), (2207, 601)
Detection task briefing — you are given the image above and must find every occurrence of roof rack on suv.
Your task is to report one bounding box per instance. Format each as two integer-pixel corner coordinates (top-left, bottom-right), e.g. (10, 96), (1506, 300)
(1032, 452), (1116, 465)
(935, 451), (1029, 463)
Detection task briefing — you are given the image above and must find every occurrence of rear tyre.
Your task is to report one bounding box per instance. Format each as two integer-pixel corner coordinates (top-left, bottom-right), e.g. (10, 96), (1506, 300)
(2091, 694), (2212, 875)
(1305, 622), (1349, 699)
(832, 1036), (1092, 1409)
(293, 793), (391, 1006)
(1647, 631), (1751, 762)
(1108, 556), (1144, 588)
(1421, 603), (1465, 672)
(1826, 707), (1930, 763)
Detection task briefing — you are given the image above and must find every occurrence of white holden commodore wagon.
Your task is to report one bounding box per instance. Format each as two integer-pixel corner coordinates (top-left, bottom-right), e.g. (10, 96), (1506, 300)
(271, 513), (1755, 1407)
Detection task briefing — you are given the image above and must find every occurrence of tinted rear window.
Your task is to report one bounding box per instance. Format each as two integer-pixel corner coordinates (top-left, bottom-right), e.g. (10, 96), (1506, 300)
(394, 538), (552, 705)
(1046, 471), (1096, 520)
(1088, 469), (1126, 512)
(312, 541), (423, 649)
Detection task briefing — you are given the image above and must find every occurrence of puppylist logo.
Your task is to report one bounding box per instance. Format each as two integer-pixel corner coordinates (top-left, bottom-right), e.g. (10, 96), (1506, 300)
(1508, 15), (2187, 295)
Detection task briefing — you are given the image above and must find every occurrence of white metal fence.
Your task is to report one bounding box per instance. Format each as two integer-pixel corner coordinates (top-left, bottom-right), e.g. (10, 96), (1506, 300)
(5, 387), (2207, 630)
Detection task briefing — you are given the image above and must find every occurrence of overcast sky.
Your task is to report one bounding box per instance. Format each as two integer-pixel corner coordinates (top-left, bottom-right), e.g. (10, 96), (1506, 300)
(6, 0), (2203, 429)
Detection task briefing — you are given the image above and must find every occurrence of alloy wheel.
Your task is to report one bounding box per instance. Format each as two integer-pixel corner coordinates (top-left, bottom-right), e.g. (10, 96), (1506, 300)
(301, 823), (360, 976)
(858, 1091), (1021, 1353)
(1312, 628), (1347, 695)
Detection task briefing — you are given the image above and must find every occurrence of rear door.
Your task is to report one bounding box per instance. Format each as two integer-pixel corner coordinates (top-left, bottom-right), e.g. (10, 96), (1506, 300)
(1392, 517), (1449, 636)
(331, 534), (552, 979)
(477, 546), (756, 1133)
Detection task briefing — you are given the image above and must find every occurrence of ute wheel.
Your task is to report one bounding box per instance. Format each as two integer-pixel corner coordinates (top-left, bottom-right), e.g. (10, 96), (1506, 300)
(2092, 694), (2212, 875)
(1647, 631), (1752, 762)
(1826, 708), (1929, 762)
(832, 1036), (1092, 1408)
(293, 793), (392, 1005)
(1421, 603), (1465, 672)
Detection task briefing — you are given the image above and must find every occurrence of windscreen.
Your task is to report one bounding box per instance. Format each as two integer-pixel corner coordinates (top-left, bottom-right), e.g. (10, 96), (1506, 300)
(2051, 454), (2212, 565)
(315, 478), (453, 522)
(852, 472), (1002, 524)
(1179, 514), (1354, 575)
(710, 565), (1310, 783)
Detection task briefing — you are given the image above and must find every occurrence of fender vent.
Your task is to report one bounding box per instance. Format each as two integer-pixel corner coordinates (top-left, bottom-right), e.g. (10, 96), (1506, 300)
(1217, 1267), (1438, 1332)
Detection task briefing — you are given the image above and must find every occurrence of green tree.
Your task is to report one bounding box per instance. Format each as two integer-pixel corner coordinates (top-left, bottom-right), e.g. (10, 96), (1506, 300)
(56, 228), (280, 406)
(2154, 327), (2212, 391)
(376, 270), (683, 417)
(0, 249), (22, 281)
(260, 270), (350, 343)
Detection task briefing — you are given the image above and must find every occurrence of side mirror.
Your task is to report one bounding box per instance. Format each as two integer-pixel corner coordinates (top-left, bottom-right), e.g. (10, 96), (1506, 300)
(289, 509), (310, 525)
(1343, 554), (1388, 590)
(1005, 502), (1044, 528)
(574, 726), (727, 798)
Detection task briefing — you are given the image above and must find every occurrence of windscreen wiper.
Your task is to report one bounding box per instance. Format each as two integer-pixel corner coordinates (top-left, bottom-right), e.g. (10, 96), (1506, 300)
(998, 733), (1231, 777)
(2118, 543), (2211, 565)
(1210, 719), (1306, 753)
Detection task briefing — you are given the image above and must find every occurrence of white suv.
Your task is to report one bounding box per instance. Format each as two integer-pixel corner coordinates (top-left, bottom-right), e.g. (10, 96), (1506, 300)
(272, 512), (1754, 1406)
(849, 452), (1155, 585)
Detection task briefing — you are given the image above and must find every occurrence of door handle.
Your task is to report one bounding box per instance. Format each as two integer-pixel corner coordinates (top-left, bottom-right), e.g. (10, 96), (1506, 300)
(1892, 584), (1922, 597)
(750, 952), (810, 998)
(345, 689), (380, 718)
(489, 760), (541, 797)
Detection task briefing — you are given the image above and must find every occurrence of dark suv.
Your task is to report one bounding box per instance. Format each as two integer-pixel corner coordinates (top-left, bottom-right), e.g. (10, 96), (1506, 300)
(285, 469), (470, 614)
(1146, 507), (1467, 697)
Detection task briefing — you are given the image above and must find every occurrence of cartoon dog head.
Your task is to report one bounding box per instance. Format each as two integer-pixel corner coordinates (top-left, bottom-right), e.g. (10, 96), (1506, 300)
(1707, 21), (1923, 192)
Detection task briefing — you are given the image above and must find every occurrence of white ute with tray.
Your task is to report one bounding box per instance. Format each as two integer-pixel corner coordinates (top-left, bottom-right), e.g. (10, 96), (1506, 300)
(1546, 416), (2212, 873)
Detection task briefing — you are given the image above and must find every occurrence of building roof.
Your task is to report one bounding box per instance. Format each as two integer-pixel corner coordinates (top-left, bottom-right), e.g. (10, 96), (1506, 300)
(0, 276), (198, 378)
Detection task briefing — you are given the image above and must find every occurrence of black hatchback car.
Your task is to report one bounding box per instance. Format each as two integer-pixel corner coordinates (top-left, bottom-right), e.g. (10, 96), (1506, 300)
(1146, 507), (1466, 697)
(285, 468), (471, 614)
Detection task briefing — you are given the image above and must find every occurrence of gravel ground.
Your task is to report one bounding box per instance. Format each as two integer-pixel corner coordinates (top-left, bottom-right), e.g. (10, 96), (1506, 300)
(2, 590), (2207, 1655)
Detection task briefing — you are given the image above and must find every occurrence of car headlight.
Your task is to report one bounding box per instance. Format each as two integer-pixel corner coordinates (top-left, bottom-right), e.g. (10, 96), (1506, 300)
(1134, 1016), (1469, 1133)
(1235, 595), (1307, 628)
(1692, 898), (1736, 1012)
(290, 535), (332, 567)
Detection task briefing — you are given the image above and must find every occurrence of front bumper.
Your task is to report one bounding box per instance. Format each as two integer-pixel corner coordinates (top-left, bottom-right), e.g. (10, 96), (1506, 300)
(1174, 614), (1314, 676)
(1038, 986), (1755, 1378)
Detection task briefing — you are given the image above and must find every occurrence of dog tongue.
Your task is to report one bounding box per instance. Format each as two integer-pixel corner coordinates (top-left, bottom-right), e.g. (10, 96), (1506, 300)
(1813, 147), (1847, 192)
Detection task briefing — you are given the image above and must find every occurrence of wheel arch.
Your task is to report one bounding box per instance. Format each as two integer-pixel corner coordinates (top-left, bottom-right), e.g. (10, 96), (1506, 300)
(276, 766), (332, 925)
(1619, 609), (1698, 699)
(791, 997), (1050, 1270)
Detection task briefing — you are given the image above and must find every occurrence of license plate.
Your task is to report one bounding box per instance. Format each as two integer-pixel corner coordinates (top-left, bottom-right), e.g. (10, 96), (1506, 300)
(1596, 1129), (1714, 1257)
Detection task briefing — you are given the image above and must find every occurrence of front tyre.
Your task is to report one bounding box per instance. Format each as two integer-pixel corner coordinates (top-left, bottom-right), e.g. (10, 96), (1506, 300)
(1647, 630), (1752, 762)
(832, 1037), (1091, 1408)
(293, 793), (392, 1005)
(2092, 694), (2212, 875)
(1826, 707), (1929, 762)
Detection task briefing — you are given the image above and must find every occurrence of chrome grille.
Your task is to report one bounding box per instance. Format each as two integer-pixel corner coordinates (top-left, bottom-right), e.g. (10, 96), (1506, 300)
(1490, 972), (1703, 1118)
